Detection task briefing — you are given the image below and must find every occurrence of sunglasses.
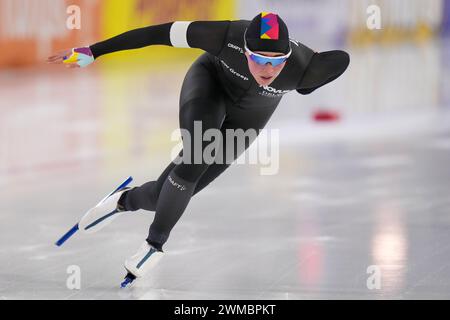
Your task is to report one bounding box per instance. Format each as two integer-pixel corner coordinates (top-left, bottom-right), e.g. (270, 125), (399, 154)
(245, 46), (292, 67)
(243, 29), (292, 67)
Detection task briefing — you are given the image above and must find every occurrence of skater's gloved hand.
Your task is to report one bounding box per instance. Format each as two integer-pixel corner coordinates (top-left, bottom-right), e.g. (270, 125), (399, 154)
(46, 47), (94, 68)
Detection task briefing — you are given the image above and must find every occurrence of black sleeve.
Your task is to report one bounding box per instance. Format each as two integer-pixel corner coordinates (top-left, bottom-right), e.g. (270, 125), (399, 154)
(89, 21), (230, 59)
(297, 50), (350, 95)
(90, 23), (173, 59)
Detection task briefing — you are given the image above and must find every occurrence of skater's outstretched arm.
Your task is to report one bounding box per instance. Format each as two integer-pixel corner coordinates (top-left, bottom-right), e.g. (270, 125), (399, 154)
(47, 21), (231, 68)
(90, 21), (231, 58)
(296, 50), (350, 95)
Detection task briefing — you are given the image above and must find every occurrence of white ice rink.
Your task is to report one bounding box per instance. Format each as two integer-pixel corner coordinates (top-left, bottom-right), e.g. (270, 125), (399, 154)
(1, 40), (450, 300)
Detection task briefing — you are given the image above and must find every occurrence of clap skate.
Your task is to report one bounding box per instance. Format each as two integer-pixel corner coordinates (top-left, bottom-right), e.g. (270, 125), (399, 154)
(120, 241), (164, 288)
(55, 177), (133, 246)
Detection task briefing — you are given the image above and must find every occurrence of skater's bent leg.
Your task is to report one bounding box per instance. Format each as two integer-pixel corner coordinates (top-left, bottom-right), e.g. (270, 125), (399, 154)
(146, 160), (214, 250)
(119, 158), (226, 213)
(120, 160), (230, 214)
(146, 94), (226, 249)
(146, 169), (197, 250)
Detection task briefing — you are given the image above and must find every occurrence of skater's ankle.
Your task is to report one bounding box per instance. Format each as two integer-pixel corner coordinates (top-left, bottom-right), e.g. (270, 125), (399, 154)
(146, 239), (164, 252)
(117, 190), (130, 211)
(125, 272), (136, 281)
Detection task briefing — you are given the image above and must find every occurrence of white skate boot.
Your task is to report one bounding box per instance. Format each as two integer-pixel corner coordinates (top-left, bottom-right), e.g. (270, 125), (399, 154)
(121, 241), (164, 288)
(78, 186), (132, 234)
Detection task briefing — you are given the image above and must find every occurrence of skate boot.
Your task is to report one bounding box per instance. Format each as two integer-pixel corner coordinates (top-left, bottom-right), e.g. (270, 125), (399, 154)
(78, 186), (132, 234)
(121, 241), (164, 288)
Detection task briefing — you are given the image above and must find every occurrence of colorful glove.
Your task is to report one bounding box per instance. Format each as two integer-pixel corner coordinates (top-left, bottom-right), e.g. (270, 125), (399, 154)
(63, 47), (95, 68)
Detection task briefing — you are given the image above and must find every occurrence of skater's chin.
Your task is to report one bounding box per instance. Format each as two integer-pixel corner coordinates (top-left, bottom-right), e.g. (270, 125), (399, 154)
(256, 76), (275, 86)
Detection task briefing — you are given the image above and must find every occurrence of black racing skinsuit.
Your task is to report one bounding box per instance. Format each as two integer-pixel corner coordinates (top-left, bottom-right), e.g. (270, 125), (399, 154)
(89, 20), (350, 250)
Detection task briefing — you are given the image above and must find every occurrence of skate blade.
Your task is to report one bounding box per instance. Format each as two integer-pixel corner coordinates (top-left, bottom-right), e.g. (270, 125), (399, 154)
(120, 277), (135, 288)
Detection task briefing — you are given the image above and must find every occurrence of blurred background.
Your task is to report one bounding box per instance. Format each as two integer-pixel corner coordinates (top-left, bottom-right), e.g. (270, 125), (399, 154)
(1, 0), (450, 299)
